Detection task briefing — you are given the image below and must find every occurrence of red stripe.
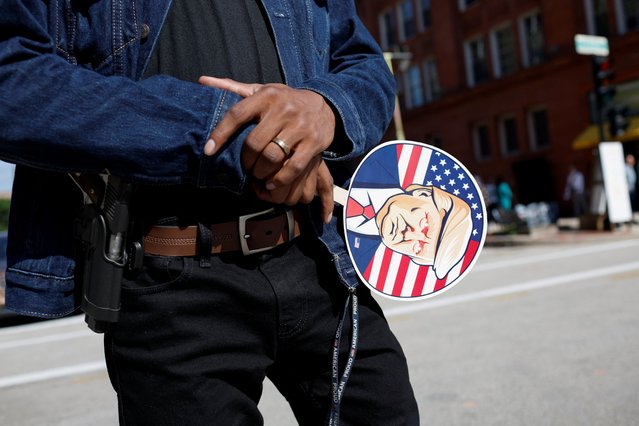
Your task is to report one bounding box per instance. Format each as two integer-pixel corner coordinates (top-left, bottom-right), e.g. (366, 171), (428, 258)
(391, 255), (412, 296)
(401, 146), (422, 189)
(363, 254), (374, 281)
(461, 240), (480, 273)
(375, 248), (394, 291)
(434, 276), (447, 292)
(396, 144), (403, 159)
(411, 266), (428, 297)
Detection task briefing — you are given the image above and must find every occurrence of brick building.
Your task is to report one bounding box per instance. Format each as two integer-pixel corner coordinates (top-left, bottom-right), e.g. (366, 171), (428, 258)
(355, 0), (639, 213)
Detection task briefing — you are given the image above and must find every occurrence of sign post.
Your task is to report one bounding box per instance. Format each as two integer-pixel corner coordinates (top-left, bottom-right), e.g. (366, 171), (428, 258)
(598, 142), (632, 224)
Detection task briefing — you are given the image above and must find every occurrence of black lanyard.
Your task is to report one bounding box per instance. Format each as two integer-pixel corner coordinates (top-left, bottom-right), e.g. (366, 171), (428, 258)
(328, 288), (359, 426)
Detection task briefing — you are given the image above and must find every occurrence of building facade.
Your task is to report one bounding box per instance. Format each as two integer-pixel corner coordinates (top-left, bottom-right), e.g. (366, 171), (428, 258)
(356, 0), (639, 213)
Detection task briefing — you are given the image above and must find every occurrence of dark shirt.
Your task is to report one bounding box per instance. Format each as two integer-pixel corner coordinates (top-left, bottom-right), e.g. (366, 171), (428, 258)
(144, 0), (283, 84)
(140, 0), (284, 223)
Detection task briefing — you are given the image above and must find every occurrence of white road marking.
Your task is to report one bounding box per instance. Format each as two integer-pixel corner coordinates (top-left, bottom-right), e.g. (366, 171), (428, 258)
(385, 261), (639, 318)
(0, 330), (94, 351)
(0, 361), (106, 389)
(0, 315), (84, 336)
(474, 239), (639, 272)
(1, 241), (637, 389)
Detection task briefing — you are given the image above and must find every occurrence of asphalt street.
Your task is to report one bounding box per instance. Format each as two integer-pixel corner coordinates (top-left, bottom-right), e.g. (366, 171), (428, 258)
(0, 225), (638, 425)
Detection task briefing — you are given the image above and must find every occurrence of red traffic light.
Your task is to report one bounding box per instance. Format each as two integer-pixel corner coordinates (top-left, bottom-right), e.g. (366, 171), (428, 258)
(594, 57), (614, 83)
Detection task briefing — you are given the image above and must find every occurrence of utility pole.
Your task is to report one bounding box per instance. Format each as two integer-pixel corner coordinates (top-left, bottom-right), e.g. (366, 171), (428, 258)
(383, 51), (412, 140)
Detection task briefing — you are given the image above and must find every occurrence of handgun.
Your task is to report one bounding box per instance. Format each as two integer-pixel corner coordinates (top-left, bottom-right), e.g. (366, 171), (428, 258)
(73, 175), (134, 333)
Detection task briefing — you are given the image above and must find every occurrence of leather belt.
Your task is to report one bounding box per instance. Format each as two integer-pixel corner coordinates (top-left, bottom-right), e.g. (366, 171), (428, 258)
(143, 207), (302, 257)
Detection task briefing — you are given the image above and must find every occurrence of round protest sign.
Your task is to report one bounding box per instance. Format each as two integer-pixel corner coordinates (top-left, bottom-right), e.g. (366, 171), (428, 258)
(343, 141), (487, 300)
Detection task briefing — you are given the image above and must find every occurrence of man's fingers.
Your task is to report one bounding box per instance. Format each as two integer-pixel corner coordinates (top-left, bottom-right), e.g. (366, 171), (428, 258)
(288, 157), (319, 206)
(252, 180), (289, 205)
(251, 141), (288, 180)
(299, 164), (318, 205)
(316, 161), (334, 223)
(198, 76), (260, 98)
(199, 77), (265, 157)
(240, 122), (285, 173)
(203, 139), (218, 156)
(205, 97), (260, 156)
(265, 146), (315, 190)
(250, 129), (301, 180)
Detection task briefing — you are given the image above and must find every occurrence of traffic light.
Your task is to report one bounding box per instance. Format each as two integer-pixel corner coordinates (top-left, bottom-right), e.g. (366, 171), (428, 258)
(607, 105), (629, 136)
(591, 56), (630, 138)
(592, 56), (616, 111)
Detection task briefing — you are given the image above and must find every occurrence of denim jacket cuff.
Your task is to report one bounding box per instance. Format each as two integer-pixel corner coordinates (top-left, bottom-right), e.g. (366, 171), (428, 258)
(296, 79), (366, 161)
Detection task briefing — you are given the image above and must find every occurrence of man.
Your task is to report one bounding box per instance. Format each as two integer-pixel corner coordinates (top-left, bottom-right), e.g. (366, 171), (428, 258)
(0, 1), (418, 425)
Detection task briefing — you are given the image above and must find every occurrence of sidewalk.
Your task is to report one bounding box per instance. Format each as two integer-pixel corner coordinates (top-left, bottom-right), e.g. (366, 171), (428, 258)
(485, 213), (639, 246)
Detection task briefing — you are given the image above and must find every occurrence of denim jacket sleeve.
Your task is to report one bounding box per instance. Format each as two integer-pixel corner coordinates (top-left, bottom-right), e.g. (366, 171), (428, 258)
(0, 0), (393, 191)
(295, 0), (396, 162)
(0, 0), (246, 192)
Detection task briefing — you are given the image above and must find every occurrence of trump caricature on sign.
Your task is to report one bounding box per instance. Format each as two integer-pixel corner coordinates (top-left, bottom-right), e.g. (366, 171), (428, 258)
(344, 141), (486, 300)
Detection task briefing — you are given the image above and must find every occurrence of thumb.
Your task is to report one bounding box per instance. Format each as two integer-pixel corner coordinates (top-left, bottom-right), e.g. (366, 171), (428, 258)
(317, 161), (334, 224)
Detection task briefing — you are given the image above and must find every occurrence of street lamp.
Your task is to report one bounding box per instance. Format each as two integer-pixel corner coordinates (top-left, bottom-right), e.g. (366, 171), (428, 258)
(384, 51), (412, 140)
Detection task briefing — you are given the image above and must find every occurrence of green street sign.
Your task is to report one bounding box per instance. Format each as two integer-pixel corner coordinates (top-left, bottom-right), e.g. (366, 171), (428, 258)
(574, 34), (609, 57)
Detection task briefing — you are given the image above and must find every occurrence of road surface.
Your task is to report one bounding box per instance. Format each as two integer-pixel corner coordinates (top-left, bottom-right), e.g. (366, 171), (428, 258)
(1, 228), (638, 425)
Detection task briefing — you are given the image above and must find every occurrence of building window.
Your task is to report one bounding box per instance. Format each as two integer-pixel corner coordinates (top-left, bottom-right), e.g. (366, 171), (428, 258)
(473, 124), (492, 161)
(379, 9), (397, 50)
(464, 36), (490, 87)
(584, 0), (610, 36)
(615, 0), (639, 34)
(459, 0), (480, 11)
(418, 0), (432, 31)
(405, 65), (424, 109)
(423, 57), (441, 102)
(519, 12), (545, 68)
(491, 24), (517, 78)
(500, 116), (519, 155)
(399, 0), (416, 40)
(529, 108), (551, 150)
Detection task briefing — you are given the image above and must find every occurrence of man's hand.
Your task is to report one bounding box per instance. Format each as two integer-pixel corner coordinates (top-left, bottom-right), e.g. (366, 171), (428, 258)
(199, 76), (335, 222)
(252, 155), (334, 223)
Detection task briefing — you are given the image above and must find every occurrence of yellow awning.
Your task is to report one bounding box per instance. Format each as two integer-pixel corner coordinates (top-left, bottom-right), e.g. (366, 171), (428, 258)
(572, 117), (639, 150)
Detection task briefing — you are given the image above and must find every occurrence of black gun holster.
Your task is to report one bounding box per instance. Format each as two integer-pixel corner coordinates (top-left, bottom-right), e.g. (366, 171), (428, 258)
(71, 175), (141, 333)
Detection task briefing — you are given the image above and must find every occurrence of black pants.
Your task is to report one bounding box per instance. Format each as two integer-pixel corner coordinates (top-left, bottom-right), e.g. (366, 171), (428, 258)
(104, 234), (419, 425)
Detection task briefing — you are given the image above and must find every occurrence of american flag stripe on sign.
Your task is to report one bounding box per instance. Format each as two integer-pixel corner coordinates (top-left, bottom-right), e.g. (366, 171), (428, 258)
(462, 240), (481, 271)
(393, 255), (413, 297)
(411, 266), (428, 297)
(398, 144), (431, 189)
(365, 245), (470, 297)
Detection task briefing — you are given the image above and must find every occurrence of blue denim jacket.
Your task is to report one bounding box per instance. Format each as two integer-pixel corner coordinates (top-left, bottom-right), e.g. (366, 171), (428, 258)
(0, 0), (395, 318)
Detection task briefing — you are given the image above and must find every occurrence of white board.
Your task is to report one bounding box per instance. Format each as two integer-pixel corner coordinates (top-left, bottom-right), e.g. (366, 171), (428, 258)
(599, 142), (632, 223)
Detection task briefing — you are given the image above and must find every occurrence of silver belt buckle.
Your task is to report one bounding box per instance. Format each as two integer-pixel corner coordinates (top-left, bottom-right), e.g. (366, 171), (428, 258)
(238, 207), (295, 256)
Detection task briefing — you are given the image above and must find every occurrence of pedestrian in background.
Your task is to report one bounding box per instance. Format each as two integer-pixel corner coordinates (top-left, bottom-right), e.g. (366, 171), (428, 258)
(496, 176), (513, 212)
(626, 154), (637, 212)
(563, 164), (588, 217)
